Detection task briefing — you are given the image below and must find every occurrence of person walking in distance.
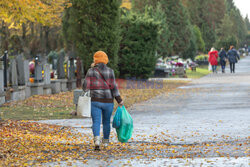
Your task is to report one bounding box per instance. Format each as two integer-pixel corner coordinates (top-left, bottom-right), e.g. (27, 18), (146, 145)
(208, 47), (219, 73)
(227, 46), (240, 73)
(82, 51), (123, 151)
(219, 48), (227, 73)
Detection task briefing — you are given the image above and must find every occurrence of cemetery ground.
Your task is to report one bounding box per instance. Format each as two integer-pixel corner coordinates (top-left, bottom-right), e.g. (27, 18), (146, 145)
(0, 65), (209, 120)
(1, 57), (250, 166)
(0, 80), (187, 120)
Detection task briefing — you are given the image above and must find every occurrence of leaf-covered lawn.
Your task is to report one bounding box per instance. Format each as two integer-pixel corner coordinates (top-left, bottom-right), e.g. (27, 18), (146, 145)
(1, 93), (76, 120)
(0, 80), (188, 120)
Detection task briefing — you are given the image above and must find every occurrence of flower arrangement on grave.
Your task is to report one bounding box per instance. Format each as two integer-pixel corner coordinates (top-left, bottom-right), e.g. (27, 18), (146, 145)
(29, 78), (34, 83)
(176, 62), (184, 67)
(170, 61), (176, 65)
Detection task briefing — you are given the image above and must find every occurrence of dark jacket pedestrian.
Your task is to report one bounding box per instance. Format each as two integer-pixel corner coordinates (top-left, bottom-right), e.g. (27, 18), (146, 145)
(83, 51), (123, 151)
(228, 47), (240, 63)
(227, 46), (240, 73)
(219, 48), (227, 73)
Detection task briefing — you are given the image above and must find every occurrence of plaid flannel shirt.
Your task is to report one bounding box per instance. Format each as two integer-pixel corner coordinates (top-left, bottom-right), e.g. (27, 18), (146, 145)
(82, 63), (122, 103)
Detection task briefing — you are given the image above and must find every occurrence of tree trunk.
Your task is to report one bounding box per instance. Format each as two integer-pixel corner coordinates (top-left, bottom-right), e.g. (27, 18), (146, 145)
(30, 22), (34, 38)
(44, 26), (50, 54)
(2, 21), (9, 51)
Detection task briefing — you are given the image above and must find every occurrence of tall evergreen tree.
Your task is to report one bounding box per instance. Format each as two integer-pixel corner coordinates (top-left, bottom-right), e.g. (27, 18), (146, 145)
(184, 0), (225, 51)
(216, 14), (234, 40)
(62, 0), (121, 74)
(132, 1), (173, 57)
(132, 0), (158, 12)
(193, 25), (205, 52)
(144, 3), (172, 57)
(215, 14), (238, 50)
(245, 15), (250, 31)
(161, 0), (192, 56)
(224, 0), (248, 47)
(182, 0), (202, 27)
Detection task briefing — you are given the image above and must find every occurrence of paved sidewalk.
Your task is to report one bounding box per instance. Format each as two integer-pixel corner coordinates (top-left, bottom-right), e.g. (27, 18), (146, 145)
(130, 56), (250, 143)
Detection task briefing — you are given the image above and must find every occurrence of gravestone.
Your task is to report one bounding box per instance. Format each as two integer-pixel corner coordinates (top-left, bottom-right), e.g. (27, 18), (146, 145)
(30, 82), (44, 95)
(73, 89), (83, 105)
(29, 55), (44, 96)
(2, 51), (8, 87)
(67, 52), (76, 90)
(7, 67), (10, 87)
(0, 61), (4, 92)
(24, 60), (31, 98)
(68, 52), (75, 80)
(48, 51), (58, 70)
(24, 60), (29, 84)
(76, 57), (82, 88)
(44, 64), (51, 85)
(11, 86), (26, 101)
(73, 89), (83, 115)
(0, 61), (5, 105)
(53, 59), (57, 70)
(43, 64), (51, 95)
(34, 54), (43, 82)
(10, 59), (18, 88)
(9, 59), (27, 101)
(51, 80), (61, 94)
(176, 67), (186, 78)
(16, 54), (26, 85)
(57, 51), (65, 79)
(41, 56), (47, 65)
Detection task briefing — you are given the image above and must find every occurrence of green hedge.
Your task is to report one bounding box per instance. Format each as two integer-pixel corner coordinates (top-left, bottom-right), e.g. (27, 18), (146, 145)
(195, 54), (208, 61)
(118, 11), (159, 79)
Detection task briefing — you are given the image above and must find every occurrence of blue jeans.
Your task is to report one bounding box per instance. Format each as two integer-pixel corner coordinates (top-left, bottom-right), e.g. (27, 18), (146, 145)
(212, 65), (217, 73)
(91, 102), (114, 139)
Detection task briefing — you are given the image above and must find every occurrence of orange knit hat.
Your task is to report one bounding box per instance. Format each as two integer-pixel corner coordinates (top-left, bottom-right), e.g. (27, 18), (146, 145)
(93, 51), (109, 65)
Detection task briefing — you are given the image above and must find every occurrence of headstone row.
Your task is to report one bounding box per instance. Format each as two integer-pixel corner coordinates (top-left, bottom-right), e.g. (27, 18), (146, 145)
(0, 51), (84, 106)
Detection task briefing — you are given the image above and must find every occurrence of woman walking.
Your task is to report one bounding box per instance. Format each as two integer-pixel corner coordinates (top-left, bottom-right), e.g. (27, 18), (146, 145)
(208, 48), (219, 73)
(227, 46), (240, 73)
(83, 51), (123, 150)
(219, 48), (227, 73)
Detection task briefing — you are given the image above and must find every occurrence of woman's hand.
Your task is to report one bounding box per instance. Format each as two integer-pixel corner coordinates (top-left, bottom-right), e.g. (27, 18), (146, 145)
(118, 100), (124, 106)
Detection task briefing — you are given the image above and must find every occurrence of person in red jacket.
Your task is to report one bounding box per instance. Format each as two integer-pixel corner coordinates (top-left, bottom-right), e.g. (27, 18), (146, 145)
(208, 47), (219, 73)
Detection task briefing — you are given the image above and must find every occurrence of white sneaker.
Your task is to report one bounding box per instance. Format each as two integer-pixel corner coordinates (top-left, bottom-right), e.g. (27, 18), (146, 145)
(94, 136), (101, 151)
(102, 139), (109, 147)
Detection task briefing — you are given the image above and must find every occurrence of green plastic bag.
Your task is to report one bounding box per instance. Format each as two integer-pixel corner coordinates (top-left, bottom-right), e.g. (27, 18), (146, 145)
(116, 106), (133, 143)
(112, 106), (122, 128)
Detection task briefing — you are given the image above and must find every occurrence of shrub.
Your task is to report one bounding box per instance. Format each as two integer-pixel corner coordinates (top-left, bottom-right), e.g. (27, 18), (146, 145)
(118, 11), (159, 79)
(195, 54), (208, 61)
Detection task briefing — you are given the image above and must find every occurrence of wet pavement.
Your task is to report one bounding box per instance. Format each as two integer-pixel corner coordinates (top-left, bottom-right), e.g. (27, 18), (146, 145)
(130, 56), (250, 144)
(40, 56), (250, 166)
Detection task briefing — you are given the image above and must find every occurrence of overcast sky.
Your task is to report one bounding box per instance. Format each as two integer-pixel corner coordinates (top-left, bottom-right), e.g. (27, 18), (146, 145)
(234, 0), (250, 17)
